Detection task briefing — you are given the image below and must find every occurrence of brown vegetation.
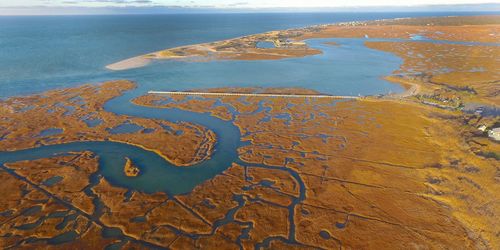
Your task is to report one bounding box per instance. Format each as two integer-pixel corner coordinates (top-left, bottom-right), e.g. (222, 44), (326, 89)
(1, 15), (498, 249)
(131, 90), (499, 249)
(0, 80), (216, 166)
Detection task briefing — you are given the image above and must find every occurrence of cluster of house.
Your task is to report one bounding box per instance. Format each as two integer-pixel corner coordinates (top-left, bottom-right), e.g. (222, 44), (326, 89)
(337, 21), (368, 27)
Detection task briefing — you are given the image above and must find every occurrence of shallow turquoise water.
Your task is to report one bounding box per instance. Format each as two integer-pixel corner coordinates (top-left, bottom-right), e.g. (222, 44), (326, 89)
(0, 13), (497, 195)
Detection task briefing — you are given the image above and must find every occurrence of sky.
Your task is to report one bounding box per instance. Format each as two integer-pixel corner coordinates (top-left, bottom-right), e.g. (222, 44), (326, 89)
(2, 0), (499, 8)
(0, 0), (499, 15)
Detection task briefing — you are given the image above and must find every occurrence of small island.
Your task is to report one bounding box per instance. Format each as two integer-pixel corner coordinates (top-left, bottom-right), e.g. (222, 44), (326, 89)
(124, 157), (140, 177)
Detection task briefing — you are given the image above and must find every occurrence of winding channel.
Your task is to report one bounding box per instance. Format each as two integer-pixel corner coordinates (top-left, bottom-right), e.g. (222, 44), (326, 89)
(0, 37), (498, 196)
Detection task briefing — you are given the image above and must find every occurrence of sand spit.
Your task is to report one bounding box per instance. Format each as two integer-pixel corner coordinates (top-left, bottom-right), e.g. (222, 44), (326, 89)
(105, 15), (499, 71)
(106, 56), (152, 71)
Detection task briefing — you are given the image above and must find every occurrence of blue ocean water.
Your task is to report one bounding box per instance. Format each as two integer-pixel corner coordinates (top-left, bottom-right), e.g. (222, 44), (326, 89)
(0, 12), (495, 97)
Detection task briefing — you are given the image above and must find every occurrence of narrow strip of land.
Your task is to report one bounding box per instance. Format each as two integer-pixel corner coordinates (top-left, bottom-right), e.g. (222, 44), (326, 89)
(148, 91), (360, 99)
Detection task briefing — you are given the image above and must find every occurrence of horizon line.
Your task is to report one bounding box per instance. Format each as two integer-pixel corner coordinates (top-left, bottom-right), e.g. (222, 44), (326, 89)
(0, 3), (499, 16)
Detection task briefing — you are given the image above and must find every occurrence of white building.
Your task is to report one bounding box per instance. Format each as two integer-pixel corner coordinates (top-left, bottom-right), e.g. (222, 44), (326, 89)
(488, 128), (500, 141)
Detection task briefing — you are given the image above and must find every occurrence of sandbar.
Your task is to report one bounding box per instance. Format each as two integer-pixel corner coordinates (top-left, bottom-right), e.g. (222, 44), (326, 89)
(106, 56), (152, 71)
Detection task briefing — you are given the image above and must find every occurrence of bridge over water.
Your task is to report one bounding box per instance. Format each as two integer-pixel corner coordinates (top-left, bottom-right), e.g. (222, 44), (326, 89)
(148, 91), (361, 99)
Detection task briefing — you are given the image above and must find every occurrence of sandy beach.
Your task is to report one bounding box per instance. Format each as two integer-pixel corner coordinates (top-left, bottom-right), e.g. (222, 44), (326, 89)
(106, 55), (152, 71)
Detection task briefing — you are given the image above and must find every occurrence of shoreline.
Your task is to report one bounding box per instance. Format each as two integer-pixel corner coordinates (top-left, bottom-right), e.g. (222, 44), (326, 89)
(105, 15), (500, 72)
